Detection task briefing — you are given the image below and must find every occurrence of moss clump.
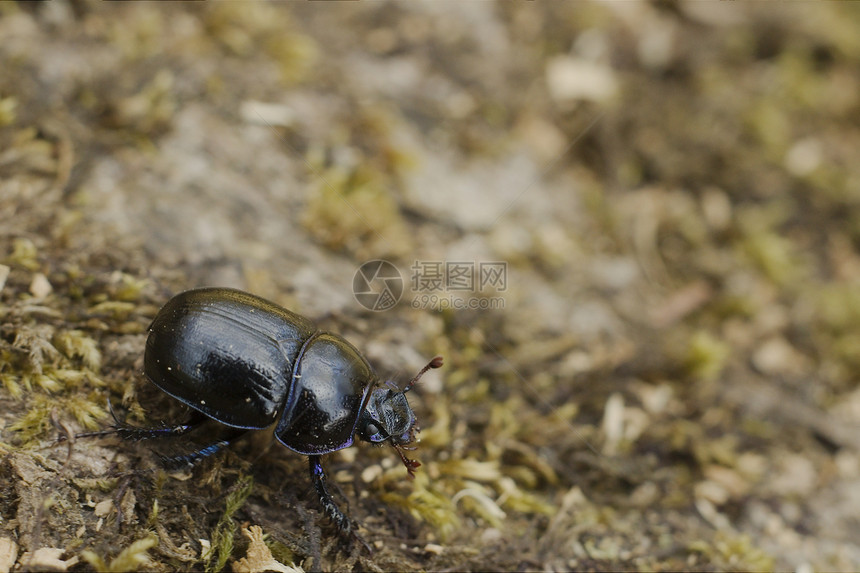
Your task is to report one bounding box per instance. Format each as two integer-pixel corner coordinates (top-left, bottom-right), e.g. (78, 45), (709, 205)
(202, 2), (317, 83)
(380, 474), (460, 542)
(81, 535), (158, 572)
(301, 164), (412, 260)
(8, 395), (55, 444)
(5, 238), (40, 271)
(53, 330), (102, 372)
(3, 321), (108, 445)
(205, 474), (254, 573)
(688, 532), (775, 572)
(685, 330), (731, 381)
(0, 96), (17, 127)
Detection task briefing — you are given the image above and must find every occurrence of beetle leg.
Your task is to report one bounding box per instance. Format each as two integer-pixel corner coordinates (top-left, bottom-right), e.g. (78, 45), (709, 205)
(309, 455), (350, 531)
(109, 400), (208, 442)
(158, 428), (248, 470)
(392, 443), (421, 478)
(308, 456), (371, 552)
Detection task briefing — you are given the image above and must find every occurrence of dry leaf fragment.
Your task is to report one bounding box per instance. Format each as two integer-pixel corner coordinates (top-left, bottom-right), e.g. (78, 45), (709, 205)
(232, 525), (301, 573)
(94, 499), (113, 517)
(0, 538), (18, 573)
(22, 547), (79, 571)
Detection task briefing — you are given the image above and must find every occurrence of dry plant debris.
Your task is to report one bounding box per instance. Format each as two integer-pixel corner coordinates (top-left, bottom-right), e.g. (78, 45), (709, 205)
(1, 1), (860, 571)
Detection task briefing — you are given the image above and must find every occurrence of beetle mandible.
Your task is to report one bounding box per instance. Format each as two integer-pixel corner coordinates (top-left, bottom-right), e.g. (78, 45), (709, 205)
(111, 287), (442, 539)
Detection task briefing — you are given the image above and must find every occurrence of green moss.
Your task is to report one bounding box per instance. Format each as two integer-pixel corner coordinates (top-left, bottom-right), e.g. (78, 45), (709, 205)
(0, 96), (17, 127)
(742, 231), (801, 286)
(732, 199), (810, 288)
(688, 532), (775, 572)
(745, 102), (791, 160)
(146, 499), (160, 529)
(1, 372), (23, 399)
(2, 322), (108, 444)
(814, 283), (860, 333)
(66, 394), (108, 430)
(53, 330), (102, 372)
(110, 70), (176, 135)
(437, 458), (502, 482)
(112, 274), (150, 302)
(206, 474), (254, 573)
(9, 394), (54, 445)
(203, 3), (317, 84)
(6, 237), (40, 271)
(72, 477), (121, 493)
(52, 368), (105, 390)
(265, 34), (318, 84)
(301, 165), (412, 259)
(496, 477), (556, 516)
(264, 539), (296, 570)
(382, 477), (459, 542)
(685, 331), (731, 381)
(32, 372), (62, 393)
(104, 7), (165, 60)
(693, 434), (740, 468)
(417, 400), (452, 449)
(9, 390), (107, 444)
(87, 301), (138, 322)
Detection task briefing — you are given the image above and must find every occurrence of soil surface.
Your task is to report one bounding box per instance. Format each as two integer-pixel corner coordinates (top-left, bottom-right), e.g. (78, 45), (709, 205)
(2, 2), (860, 571)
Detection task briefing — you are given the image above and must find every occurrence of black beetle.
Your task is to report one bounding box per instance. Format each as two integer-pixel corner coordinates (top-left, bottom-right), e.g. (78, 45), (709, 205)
(109, 287), (442, 541)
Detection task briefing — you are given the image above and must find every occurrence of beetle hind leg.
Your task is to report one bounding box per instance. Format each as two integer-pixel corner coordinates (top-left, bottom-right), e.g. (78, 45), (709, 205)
(110, 406), (208, 442)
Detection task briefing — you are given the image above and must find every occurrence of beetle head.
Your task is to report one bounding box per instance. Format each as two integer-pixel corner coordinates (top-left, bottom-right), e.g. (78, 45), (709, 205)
(357, 355), (443, 477)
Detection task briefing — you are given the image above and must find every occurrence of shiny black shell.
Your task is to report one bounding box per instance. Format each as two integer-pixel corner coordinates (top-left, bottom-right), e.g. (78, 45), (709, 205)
(144, 287), (378, 455)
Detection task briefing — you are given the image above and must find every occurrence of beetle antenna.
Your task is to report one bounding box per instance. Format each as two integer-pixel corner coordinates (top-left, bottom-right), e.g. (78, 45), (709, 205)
(402, 355), (443, 393)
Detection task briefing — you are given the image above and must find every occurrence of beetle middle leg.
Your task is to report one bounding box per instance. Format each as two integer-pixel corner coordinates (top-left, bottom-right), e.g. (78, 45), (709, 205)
(158, 427), (249, 470)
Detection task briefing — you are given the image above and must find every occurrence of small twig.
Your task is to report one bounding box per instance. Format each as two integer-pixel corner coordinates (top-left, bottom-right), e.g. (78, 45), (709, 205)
(50, 408), (76, 472)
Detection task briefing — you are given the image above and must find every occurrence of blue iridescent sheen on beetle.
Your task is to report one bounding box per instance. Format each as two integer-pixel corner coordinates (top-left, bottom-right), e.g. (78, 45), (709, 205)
(114, 287), (442, 540)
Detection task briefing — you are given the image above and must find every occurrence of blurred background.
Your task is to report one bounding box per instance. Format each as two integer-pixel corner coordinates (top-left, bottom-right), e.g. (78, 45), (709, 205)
(2, 1), (860, 571)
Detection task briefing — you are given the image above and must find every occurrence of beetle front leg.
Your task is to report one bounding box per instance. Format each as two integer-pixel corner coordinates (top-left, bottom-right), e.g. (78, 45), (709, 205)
(308, 455), (351, 532)
(308, 455), (370, 551)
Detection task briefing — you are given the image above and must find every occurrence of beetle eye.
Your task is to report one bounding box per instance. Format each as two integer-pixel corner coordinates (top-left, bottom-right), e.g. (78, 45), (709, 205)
(365, 423), (380, 436)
